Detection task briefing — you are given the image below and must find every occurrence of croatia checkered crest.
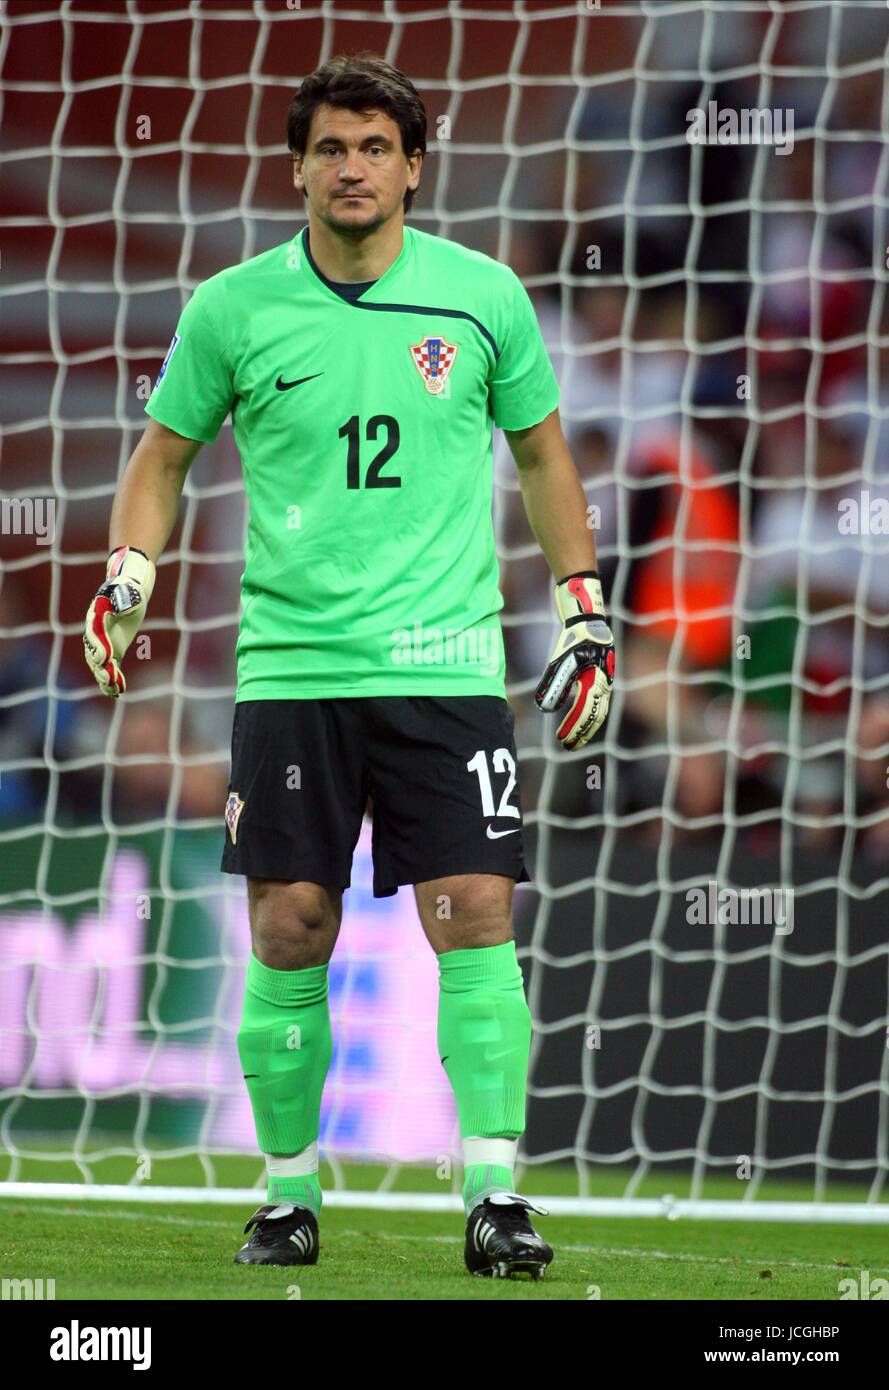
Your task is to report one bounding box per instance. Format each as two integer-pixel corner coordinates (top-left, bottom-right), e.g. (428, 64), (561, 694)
(410, 335), (458, 395)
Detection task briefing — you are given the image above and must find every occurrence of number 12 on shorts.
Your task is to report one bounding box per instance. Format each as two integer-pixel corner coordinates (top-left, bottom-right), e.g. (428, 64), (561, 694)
(467, 748), (520, 820)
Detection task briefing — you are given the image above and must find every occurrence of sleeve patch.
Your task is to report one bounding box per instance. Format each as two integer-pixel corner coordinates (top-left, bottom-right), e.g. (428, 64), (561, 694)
(155, 333), (181, 387)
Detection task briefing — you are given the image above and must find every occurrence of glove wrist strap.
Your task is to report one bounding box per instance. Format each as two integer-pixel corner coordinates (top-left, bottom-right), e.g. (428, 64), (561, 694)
(554, 571), (606, 624)
(555, 568), (600, 586)
(104, 545), (156, 605)
(108, 545), (149, 558)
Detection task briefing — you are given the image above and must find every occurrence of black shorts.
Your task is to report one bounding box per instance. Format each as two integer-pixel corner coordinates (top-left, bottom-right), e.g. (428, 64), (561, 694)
(220, 696), (530, 898)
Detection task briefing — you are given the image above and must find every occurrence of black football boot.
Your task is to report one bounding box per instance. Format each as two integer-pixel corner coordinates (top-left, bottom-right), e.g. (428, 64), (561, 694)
(465, 1193), (552, 1279)
(233, 1202), (319, 1266)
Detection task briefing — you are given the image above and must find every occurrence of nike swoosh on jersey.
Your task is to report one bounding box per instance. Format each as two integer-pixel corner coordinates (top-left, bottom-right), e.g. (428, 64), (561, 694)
(275, 373), (324, 391)
(486, 825), (521, 838)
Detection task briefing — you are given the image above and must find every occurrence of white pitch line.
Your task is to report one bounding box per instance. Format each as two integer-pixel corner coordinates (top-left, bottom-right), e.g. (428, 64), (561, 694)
(548, 1243), (889, 1274)
(1, 1203), (885, 1274)
(338, 1230), (889, 1273)
(0, 1202), (239, 1231)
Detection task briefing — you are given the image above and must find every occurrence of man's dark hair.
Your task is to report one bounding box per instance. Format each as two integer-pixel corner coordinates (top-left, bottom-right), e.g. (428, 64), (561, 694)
(287, 53), (426, 214)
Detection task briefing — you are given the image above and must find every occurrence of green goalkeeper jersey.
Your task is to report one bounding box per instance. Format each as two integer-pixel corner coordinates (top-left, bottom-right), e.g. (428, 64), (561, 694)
(144, 224), (560, 701)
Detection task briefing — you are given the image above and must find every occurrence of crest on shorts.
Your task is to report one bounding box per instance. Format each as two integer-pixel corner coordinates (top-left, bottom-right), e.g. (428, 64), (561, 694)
(225, 791), (245, 845)
(410, 335), (458, 395)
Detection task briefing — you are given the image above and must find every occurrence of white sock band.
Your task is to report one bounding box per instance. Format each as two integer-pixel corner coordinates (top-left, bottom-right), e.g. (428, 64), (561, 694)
(265, 1142), (319, 1179)
(463, 1136), (519, 1169)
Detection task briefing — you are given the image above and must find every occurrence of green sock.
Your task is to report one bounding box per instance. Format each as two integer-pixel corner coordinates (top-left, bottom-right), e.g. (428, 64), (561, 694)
(436, 941), (531, 1212)
(265, 1168), (323, 1217)
(463, 1161), (516, 1211)
(236, 953), (332, 1216)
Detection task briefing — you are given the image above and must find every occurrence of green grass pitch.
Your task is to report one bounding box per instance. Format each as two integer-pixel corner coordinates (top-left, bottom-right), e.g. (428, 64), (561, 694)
(2, 1155), (887, 1300)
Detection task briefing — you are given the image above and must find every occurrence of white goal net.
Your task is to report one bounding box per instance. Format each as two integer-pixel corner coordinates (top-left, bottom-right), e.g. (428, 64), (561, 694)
(1, 0), (888, 1222)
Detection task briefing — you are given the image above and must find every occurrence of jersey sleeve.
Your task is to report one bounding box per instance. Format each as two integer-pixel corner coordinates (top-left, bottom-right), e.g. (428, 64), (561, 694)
(144, 283), (234, 443)
(489, 268), (560, 431)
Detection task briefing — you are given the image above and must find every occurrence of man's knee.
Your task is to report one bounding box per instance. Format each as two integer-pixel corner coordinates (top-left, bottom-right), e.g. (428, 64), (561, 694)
(415, 873), (514, 951)
(247, 880), (342, 967)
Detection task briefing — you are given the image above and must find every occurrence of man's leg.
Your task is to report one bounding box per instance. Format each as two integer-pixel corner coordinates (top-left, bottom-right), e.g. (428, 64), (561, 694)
(414, 872), (531, 1213)
(237, 879), (341, 1216)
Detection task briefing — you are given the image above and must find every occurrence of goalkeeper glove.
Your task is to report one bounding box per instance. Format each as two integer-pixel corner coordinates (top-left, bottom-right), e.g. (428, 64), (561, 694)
(535, 570), (615, 750)
(83, 545), (156, 698)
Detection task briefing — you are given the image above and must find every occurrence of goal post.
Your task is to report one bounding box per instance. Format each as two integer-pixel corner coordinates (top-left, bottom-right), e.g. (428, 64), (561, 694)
(1, 0), (889, 1224)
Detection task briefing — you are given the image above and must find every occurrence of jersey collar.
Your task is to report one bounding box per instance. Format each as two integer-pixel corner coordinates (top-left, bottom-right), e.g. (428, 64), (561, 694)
(298, 224), (412, 303)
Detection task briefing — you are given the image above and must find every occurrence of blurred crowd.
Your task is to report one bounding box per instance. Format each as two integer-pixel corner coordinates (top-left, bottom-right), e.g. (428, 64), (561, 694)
(496, 9), (889, 859)
(0, 570), (230, 831)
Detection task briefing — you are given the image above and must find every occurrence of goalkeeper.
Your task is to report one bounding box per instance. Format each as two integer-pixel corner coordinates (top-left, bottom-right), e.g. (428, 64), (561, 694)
(83, 53), (615, 1281)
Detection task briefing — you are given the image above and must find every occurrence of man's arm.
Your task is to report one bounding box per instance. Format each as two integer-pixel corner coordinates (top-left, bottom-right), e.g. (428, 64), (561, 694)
(505, 407), (615, 749)
(83, 419), (202, 697)
(110, 417), (203, 561)
(505, 407), (598, 579)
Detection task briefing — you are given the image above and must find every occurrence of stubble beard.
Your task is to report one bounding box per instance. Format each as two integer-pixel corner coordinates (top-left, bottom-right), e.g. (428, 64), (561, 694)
(321, 195), (391, 239)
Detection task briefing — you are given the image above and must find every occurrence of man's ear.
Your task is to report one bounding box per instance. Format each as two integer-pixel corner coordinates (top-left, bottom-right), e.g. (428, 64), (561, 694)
(291, 153), (304, 191)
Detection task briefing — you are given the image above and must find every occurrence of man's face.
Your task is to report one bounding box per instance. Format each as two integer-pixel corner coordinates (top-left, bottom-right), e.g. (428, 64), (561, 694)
(293, 104), (421, 235)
